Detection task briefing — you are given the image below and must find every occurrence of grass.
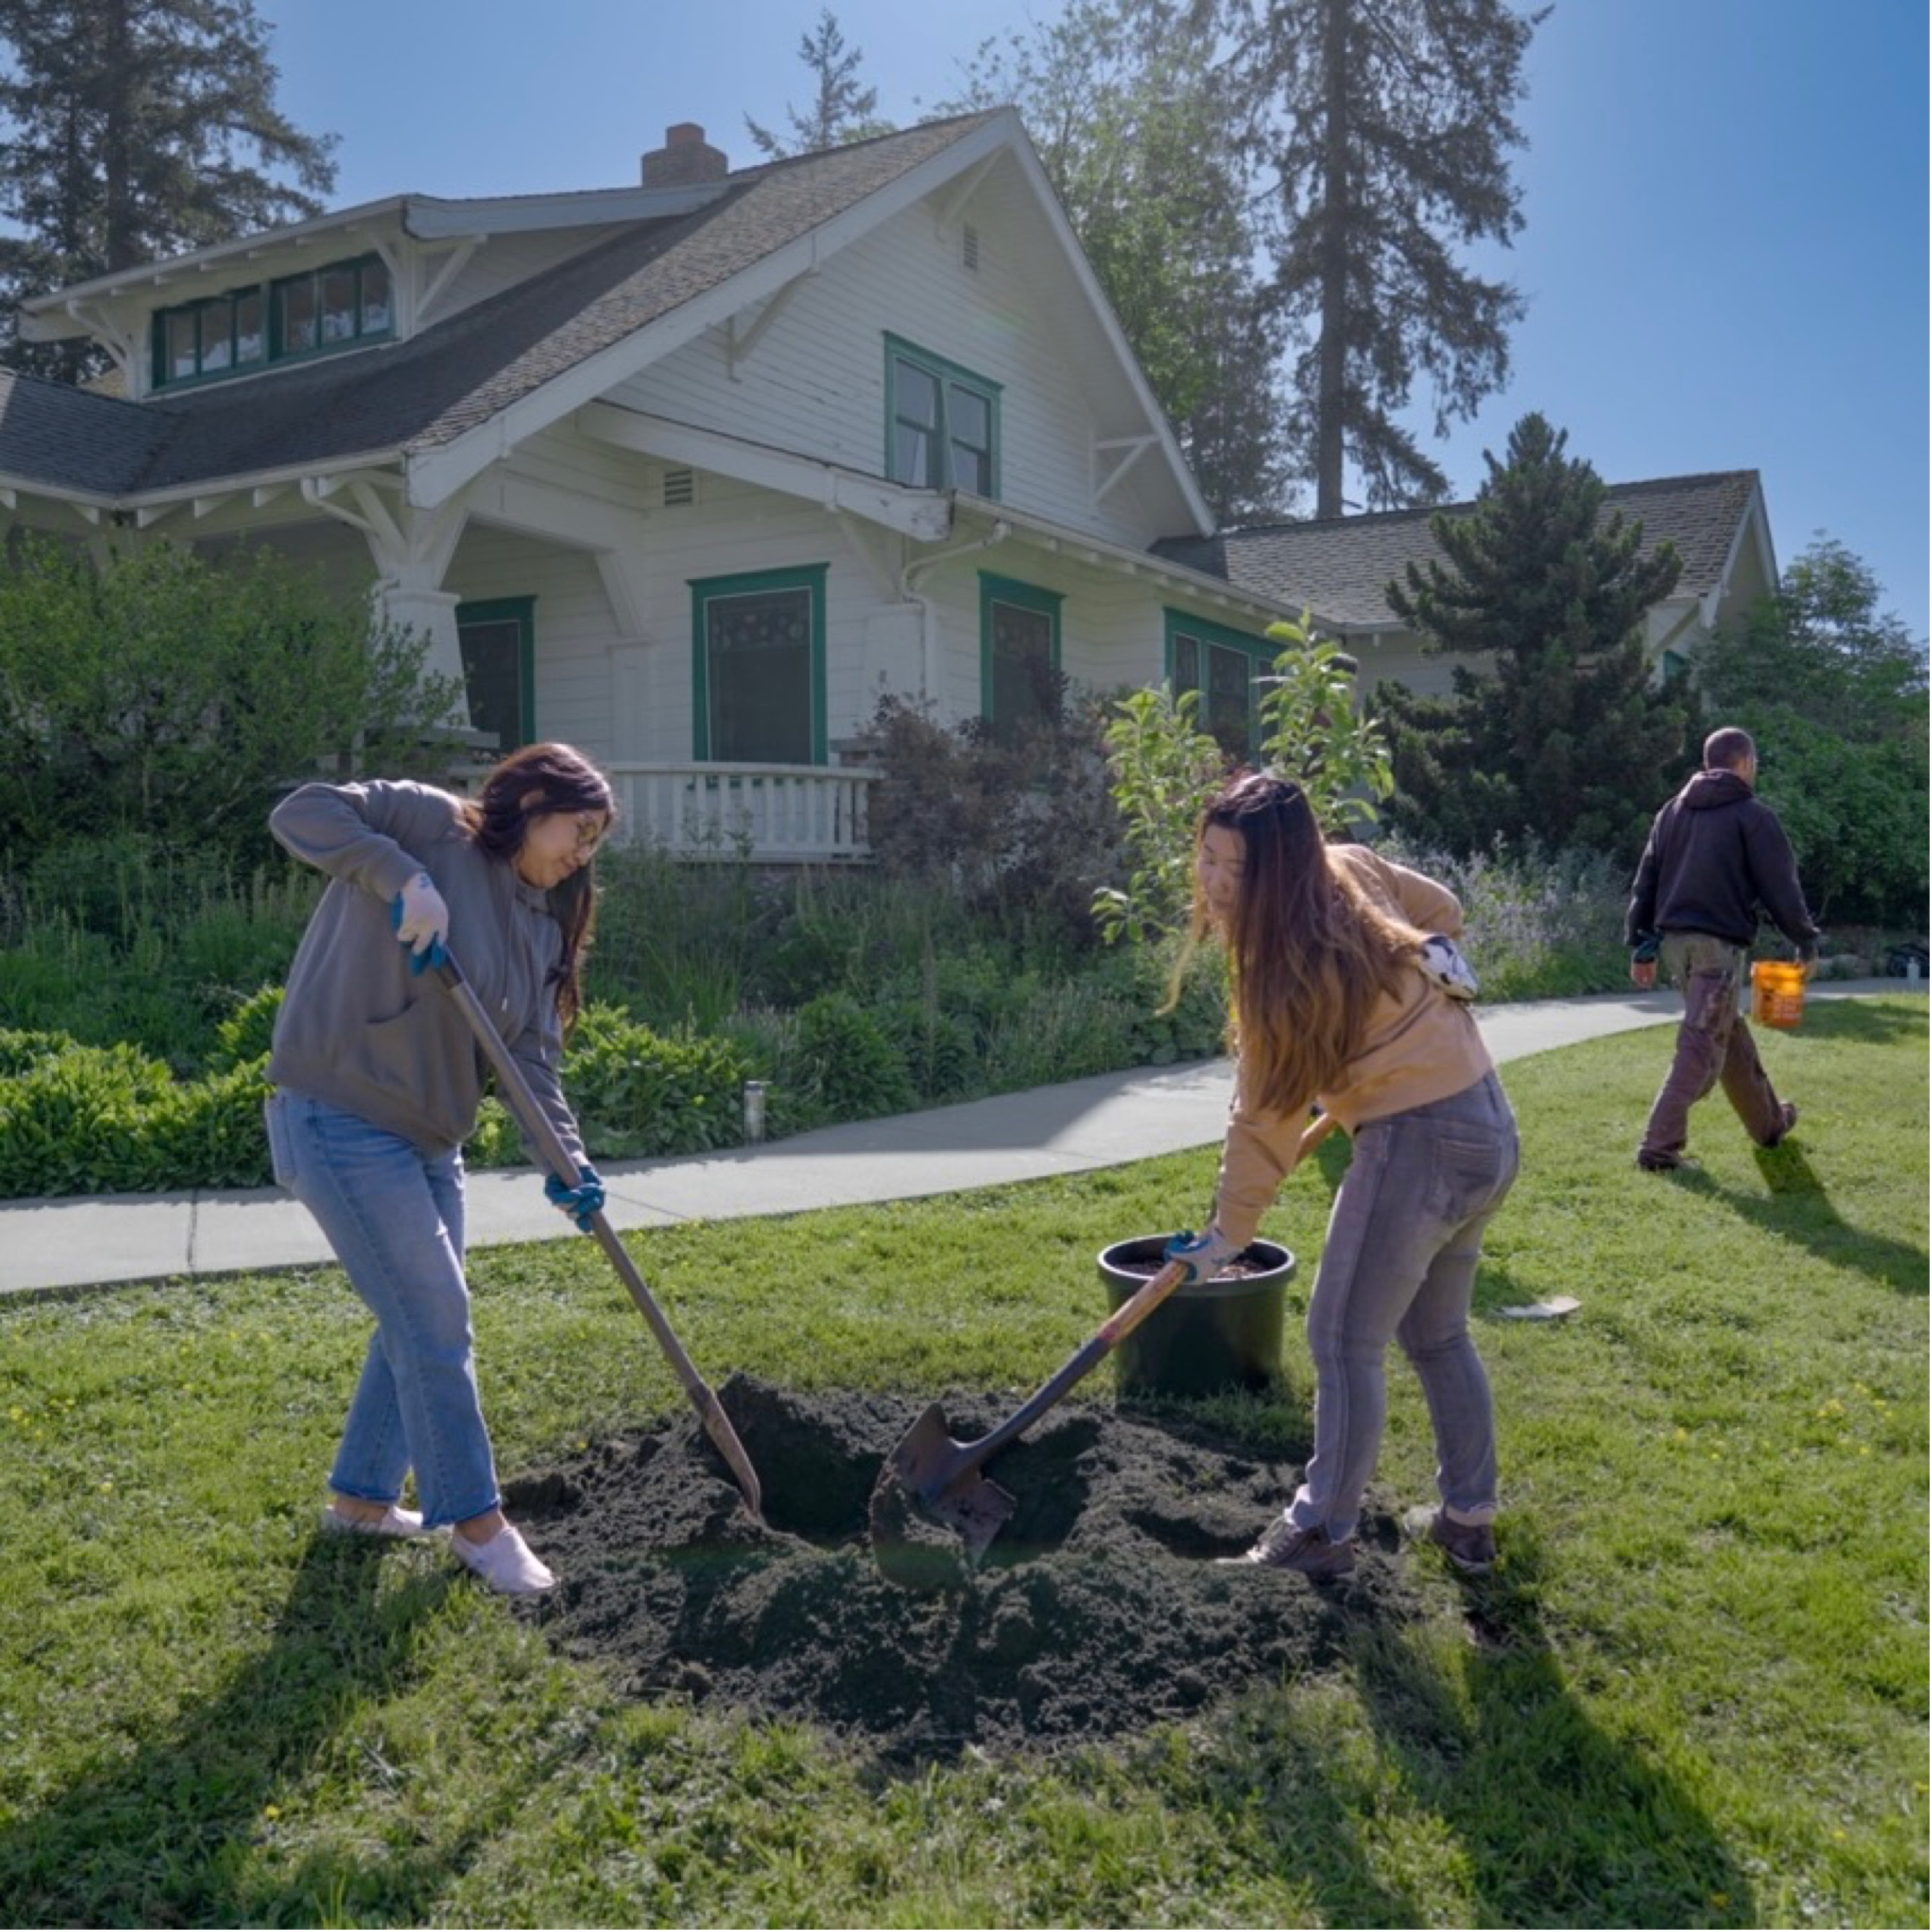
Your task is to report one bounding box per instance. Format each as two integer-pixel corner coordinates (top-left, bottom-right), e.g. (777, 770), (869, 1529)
(0, 997), (1923, 1927)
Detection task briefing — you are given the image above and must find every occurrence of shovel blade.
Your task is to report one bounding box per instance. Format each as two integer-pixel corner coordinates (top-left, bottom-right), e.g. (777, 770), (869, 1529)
(875, 1402), (1019, 1579)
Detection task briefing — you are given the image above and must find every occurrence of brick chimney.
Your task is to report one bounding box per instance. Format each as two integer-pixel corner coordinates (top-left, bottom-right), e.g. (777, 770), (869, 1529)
(640, 123), (729, 188)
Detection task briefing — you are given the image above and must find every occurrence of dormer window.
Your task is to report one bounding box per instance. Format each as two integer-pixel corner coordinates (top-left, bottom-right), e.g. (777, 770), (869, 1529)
(885, 334), (999, 496)
(151, 253), (392, 389)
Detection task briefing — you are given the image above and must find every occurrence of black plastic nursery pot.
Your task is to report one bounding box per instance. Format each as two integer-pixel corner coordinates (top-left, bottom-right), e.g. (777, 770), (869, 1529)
(1098, 1236), (1297, 1397)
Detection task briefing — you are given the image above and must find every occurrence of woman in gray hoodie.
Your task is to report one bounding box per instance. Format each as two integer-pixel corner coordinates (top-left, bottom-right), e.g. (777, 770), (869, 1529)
(266, 742), (614, 1594)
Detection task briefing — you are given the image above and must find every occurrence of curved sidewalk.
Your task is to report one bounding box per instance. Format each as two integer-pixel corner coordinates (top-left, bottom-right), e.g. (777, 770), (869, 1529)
(0, 982), (1911, 1297)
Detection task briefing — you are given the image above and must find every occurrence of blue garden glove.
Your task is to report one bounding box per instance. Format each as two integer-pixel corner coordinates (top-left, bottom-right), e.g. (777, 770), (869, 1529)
(1164, 1224), (1243, 1286)
(545, 1166), (605, 1232)
(390, 870), (449, 975)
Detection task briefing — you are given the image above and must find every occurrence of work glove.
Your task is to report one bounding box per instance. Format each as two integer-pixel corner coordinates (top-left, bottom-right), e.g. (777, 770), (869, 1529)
(1418, 934), (1480, 1001)
(1163, 1224), (1243, 1287)
(390, 870), (450, 974)
(545, 1166), (605, 1232)
(1630, 932), (1661, 990)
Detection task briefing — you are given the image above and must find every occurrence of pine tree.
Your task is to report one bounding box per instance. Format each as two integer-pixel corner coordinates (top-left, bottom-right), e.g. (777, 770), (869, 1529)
(0, 0), (336, 382)
(1223, 0), (1543, 515)
(1378, 412), (1693, 859)
(744, 8), (894, 160)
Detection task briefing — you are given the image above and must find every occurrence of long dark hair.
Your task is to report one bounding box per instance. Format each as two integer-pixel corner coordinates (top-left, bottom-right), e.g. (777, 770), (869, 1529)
(462, 742), (614, 1031)
(1186, 771), (1424, 1113)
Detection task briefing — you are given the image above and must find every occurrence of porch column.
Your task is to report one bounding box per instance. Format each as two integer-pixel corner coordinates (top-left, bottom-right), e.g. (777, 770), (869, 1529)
(376, 578), (470, 723)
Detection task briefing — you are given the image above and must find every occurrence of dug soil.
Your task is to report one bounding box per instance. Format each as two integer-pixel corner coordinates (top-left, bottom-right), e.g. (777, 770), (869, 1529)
(509, 1376), (1421, 1762)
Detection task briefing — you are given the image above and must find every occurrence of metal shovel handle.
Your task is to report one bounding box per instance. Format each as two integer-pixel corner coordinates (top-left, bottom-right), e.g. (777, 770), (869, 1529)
(432, 952), (763, 1520)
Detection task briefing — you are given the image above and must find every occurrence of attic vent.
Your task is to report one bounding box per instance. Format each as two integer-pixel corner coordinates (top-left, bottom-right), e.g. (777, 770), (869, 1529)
(962, 223), (980, 272)
(661, 467), (698, 508)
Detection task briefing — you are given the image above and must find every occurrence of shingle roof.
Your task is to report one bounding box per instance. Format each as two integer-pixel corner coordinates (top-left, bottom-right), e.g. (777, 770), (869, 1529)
(0, 113), (1001, 499)
(1153, 470), (1763, 627)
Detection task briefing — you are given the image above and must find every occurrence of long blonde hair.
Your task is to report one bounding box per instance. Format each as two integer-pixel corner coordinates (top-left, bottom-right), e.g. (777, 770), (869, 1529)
(1177, 772), (1428, 1114)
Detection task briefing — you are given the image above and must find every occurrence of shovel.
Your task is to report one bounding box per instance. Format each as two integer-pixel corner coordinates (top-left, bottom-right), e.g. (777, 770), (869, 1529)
(876, 1111), (1339, 1576)
(433, 952), (763, 1521)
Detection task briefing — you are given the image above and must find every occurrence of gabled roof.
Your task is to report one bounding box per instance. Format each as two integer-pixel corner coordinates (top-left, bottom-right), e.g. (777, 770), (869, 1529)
(1153, 470), (1767, 628)
(1, 109), (1209, 532)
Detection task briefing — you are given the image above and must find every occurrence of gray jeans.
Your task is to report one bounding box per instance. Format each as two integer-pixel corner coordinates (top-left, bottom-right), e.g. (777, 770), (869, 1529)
(1287, 1071), (1519, 1543)
(1639, 933), (1788, 1159)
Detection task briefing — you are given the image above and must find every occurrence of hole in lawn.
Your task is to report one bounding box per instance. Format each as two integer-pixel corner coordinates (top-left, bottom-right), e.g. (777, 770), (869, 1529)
(507, 1378), (1425, 1762)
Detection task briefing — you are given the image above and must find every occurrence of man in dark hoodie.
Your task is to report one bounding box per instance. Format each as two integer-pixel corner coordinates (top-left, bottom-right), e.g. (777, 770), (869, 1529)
(1625, 726), (1821, 1171)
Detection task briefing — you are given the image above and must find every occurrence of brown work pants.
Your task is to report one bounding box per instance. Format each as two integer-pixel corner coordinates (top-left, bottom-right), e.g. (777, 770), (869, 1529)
(1639, 933), (1789, 1162)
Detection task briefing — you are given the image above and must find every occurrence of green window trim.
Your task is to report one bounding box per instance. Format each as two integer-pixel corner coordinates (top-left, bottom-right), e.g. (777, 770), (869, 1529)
(884, 332), (1001, 497)
(1164, 609), (1275, 760)
(980, 572), (1063, 736)
(150, 251), (394, 391)
(689, 564), (829, 765)
(456, 596), (537, 750)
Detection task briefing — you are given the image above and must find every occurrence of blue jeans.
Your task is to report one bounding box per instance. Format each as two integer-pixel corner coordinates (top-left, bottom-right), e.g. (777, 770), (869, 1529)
(1287, 1071), (1519, 1543)
(265, 1090), (500, 1528)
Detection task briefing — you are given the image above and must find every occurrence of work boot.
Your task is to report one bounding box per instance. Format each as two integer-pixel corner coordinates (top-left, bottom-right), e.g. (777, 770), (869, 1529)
(1635, 1148), (1693, 1172)
(1765, 1101), (1800, 1148)
(1217, 1516), (1355, 1579)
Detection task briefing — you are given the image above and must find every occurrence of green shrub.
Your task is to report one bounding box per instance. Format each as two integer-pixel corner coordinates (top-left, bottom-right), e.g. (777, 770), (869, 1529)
(0, 1035), (177, 1196)
(792, 992), (918, 1119)
(562, 1004), (750, 1158)
(140, 1061), (275, 1190)
(464, 1096), (525, 1169)
(211, 985), (284, 1072)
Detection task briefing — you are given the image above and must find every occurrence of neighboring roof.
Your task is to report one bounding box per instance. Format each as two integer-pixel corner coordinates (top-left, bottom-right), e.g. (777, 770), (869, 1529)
(1153, 470), (1765, 628)
(1, 114), (1004, 501)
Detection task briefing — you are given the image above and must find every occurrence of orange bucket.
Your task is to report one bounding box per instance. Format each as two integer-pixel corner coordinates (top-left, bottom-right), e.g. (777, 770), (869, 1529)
(1751, 959), (1807, 1030)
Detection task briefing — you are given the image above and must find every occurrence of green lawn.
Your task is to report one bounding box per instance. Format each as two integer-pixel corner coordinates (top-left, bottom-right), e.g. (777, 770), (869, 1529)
(0, 998), (1924, 1928)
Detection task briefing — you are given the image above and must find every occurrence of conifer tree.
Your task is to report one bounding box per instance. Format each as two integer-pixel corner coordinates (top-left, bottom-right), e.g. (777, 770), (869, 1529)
(0, 0), (336, 381)
(744, 8), (894, 158)
(1378, 412), (1693, 859)
(1221, 0), (1543, 515)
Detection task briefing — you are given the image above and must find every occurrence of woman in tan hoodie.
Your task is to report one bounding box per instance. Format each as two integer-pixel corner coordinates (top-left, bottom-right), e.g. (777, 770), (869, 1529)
(1163, 771), (1519, 1581)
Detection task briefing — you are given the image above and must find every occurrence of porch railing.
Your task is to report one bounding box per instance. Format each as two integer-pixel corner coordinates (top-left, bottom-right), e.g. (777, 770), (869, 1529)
(603, 761), (883, 863)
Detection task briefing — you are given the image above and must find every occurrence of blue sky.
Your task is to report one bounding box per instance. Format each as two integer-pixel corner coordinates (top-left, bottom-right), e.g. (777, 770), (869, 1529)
(255, 0), (1928, 644)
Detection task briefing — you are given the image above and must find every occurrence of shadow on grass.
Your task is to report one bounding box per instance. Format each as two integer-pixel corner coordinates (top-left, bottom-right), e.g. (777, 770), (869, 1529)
(1666, 1146), (1929, 1297)
(1195, 1528), (1757, 1928)
(1355, 1530), (1758, 1926)
(0, 1536), (459, 1927)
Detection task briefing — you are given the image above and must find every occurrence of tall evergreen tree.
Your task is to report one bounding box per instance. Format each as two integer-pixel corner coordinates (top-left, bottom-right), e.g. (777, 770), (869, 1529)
(744, 8), (894, 159)
(1220, 0), (1543, 516)
(0, 0), (336, 382)
(1377, 412), (1692, 860)
(941, 0), (1297, 523)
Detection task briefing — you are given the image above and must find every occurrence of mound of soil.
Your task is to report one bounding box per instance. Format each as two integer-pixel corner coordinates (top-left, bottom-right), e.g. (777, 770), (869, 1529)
(509, 1377), (1420, 1761)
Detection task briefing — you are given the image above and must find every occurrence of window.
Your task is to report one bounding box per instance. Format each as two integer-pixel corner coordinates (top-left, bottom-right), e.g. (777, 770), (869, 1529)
(690, 565), (828, 764)
(1167, 611), (1274, 762)
(457, 598), (535, 753)
(980, 574), (1062, 745)
(151, 253), (393, 389)
(886, 334), (1000, 496)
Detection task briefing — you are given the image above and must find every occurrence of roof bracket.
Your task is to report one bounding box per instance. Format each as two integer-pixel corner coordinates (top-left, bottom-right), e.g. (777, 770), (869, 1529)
(1092, 433), (1157, 504)
(726, 268), (817, 379)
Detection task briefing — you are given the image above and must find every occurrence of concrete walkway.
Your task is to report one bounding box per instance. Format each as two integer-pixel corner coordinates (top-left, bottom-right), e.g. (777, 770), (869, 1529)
(1, 981), (1912, 1297)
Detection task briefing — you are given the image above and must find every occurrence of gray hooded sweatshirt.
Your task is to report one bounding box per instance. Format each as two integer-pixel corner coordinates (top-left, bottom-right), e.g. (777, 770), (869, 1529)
(268, 779), (588, 1167)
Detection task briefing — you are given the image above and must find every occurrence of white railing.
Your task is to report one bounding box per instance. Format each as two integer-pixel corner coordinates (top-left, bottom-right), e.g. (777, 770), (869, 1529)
(603, 761), (883, 863)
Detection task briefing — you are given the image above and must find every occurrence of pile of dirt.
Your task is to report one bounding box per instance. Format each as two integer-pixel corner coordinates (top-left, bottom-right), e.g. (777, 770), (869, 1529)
(509, 1376), (1420, 1761)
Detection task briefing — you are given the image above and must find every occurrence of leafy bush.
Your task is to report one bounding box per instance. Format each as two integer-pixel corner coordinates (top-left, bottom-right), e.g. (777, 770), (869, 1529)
(1377, 833), (1630, 997)
(211, 986), (284, 1072)
(562, 1004), (751, 1159)
(791, 992), (918, 1120)
(0, 537), (462, 873)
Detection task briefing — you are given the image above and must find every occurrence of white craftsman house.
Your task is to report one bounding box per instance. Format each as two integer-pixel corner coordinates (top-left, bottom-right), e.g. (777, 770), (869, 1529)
(0, 110), (1778, 860)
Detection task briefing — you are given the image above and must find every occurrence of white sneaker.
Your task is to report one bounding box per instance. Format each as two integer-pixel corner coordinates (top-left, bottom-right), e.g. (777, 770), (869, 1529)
(451, 1521), (556, 1594)
(321, 1501), (431, 1540)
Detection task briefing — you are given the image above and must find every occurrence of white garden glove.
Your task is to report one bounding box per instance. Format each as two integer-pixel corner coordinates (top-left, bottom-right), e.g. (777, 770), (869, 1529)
(1419, 934), (1479, 1001)
(390, 870), (450, 973)
(1163, 1224), (1244, 1286)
